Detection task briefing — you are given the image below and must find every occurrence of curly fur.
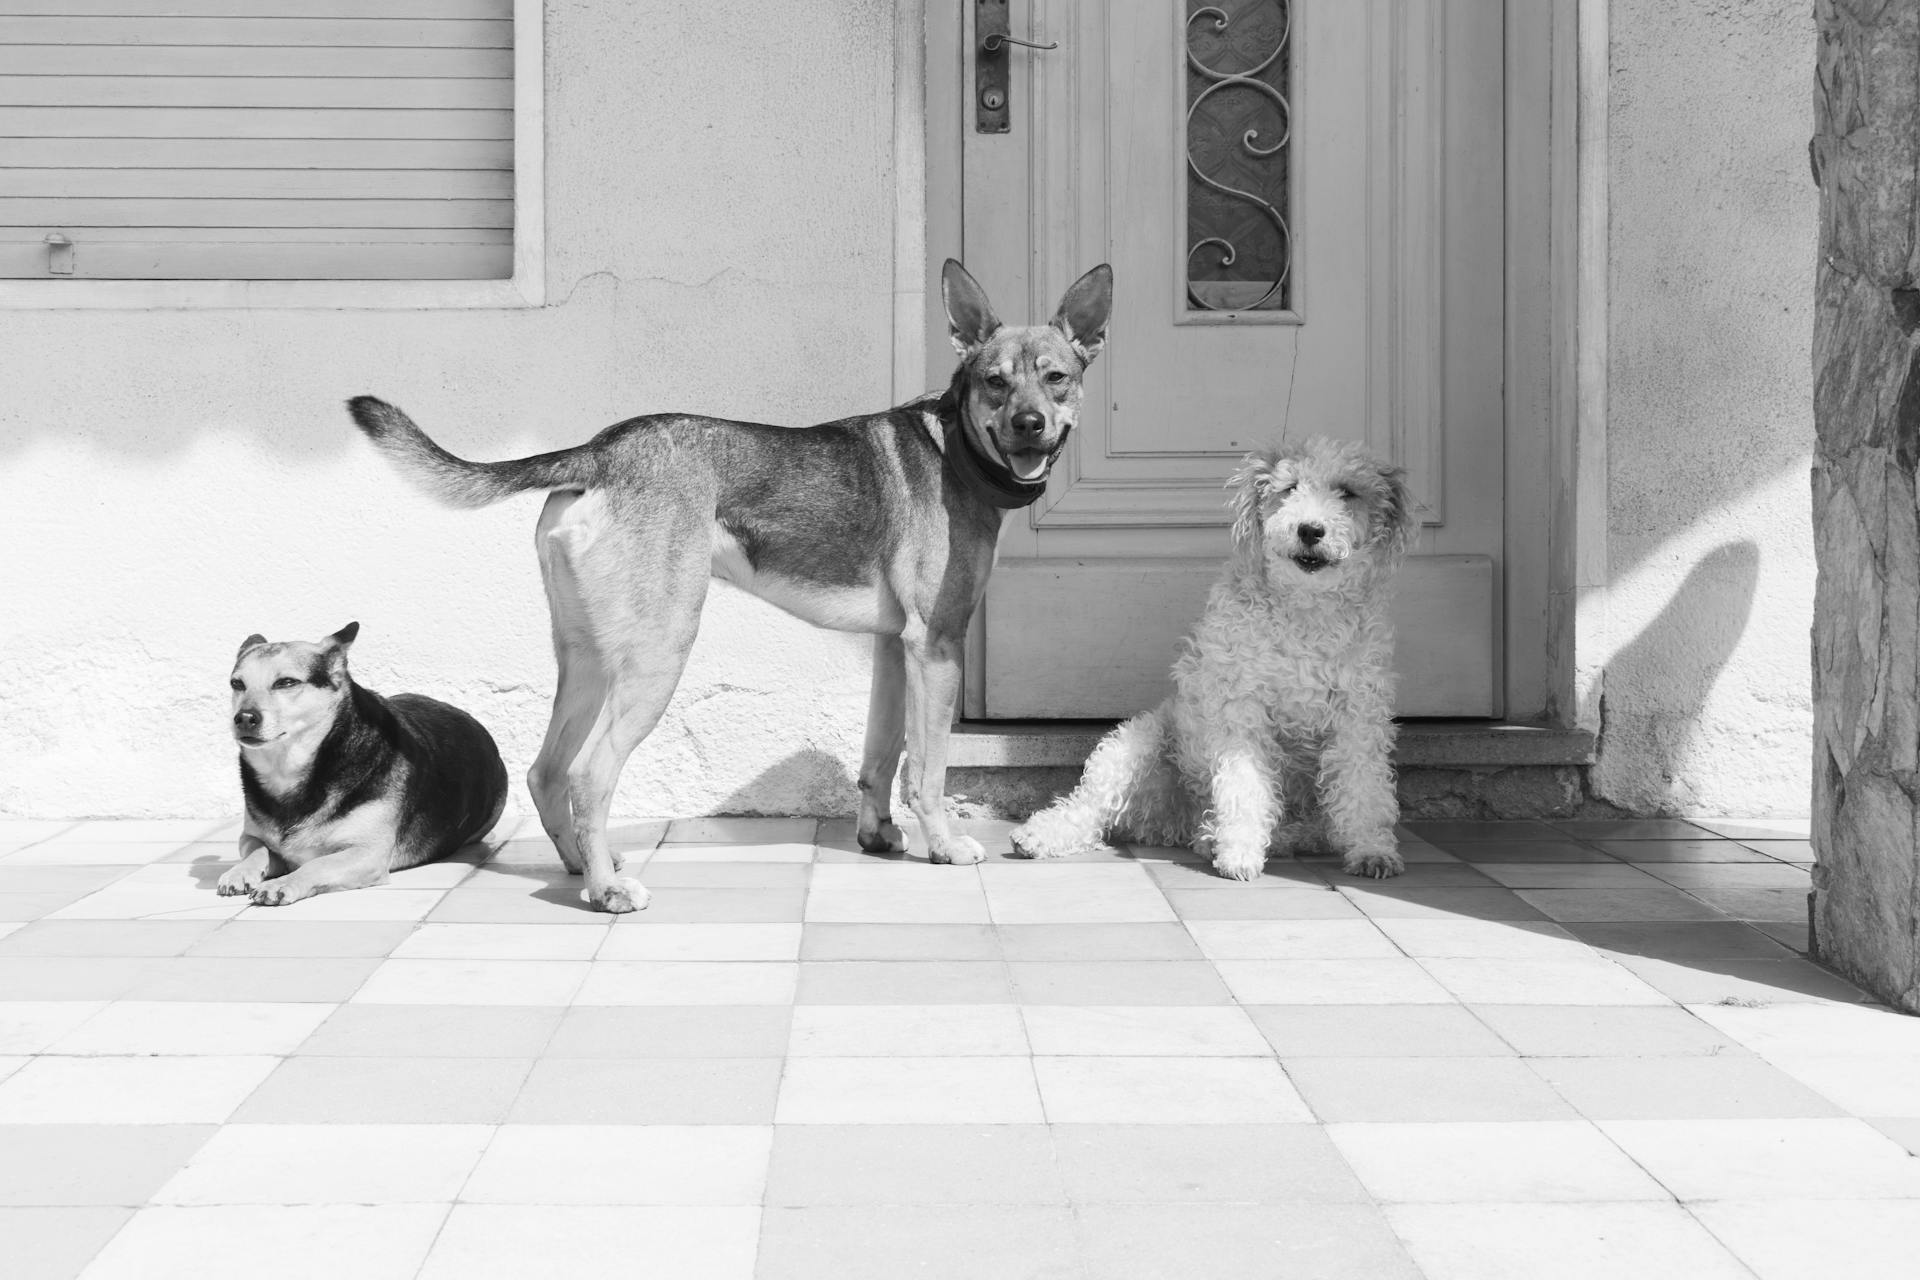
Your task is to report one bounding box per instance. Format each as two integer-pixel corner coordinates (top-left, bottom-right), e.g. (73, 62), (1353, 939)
(1011, 437), (1416, 880)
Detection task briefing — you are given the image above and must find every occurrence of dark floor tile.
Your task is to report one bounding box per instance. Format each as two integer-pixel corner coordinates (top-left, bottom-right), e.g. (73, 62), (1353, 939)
(1566, 920), (1794, 961)
(0, 920), (219, 957)
(508, 1057), (782, 1124)
(544, 1005), (792, 1058)
(184, 921), (417, 958)
(296, 1004), (562, 1058)
(799, 924), (1000, 961)
(0, 1207), (134, 1280)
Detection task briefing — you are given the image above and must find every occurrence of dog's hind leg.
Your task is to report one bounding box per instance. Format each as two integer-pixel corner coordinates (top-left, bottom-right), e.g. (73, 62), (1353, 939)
(528, 492), (605, 874)
(855, 634), (908, 853)
(1011, 706), (1173, 859)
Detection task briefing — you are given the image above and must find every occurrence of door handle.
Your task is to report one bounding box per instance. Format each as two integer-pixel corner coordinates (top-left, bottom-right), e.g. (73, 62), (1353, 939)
(976, 0), (1056, 134)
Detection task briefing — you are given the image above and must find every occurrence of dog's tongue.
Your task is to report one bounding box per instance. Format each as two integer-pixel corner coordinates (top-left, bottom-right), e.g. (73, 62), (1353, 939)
(1008, 450), (1050, 480)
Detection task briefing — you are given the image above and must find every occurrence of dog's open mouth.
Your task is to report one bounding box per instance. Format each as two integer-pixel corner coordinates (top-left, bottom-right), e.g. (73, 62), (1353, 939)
(1006, 448), (1051, 480)
(1290, 553), (1334, 574)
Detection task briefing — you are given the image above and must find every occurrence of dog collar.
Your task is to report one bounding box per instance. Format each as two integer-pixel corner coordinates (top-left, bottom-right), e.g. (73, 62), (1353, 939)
(943, 415), (1065, 510)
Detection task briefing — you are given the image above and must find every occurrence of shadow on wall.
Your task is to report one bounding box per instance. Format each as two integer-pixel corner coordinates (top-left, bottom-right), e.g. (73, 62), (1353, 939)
(1594, 540), (1761, 812)
(708, 747), (859, 817)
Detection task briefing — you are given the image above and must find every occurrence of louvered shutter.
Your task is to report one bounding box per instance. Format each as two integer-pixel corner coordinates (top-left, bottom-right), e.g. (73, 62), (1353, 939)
(0, 0), (513, 281)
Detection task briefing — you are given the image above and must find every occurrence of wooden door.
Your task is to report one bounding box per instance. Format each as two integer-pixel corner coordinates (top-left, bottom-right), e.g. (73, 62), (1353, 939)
(943, 0), (1507, 719)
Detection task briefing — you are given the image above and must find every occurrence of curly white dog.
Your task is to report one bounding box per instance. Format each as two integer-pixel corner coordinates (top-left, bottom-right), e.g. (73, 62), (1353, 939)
(1011, 437), (1416, 880)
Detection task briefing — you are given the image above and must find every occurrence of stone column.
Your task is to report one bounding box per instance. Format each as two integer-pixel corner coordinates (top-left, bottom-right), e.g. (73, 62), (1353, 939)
(1811, 0), (1920, 1012)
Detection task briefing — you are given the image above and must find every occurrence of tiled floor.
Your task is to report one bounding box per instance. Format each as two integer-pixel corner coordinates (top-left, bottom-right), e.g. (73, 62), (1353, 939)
(2, 812), (1913, 1278)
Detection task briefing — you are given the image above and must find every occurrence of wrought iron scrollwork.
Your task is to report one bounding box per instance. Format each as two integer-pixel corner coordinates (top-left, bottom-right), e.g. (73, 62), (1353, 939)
(1185, 1), (1292, 312)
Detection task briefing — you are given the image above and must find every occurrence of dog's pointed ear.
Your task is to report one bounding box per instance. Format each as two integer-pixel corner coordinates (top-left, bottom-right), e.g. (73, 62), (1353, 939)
(236, 634), (267, 660)
(1051, 263), (1113, 365)
(326, 622), (360, 651)
(942, 259), (1002, 354)
(1227, 449), (1277, 575)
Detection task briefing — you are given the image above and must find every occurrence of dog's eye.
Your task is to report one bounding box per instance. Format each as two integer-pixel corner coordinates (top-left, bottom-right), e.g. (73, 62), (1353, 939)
(228, 678), (244, 692)
(1044, 370), (1067, 384)
(984, 373), (1009, 390)
(1274, 482), (1296, 497)
(271, 677), (299, 690)
(1335, 486), (1356, 501)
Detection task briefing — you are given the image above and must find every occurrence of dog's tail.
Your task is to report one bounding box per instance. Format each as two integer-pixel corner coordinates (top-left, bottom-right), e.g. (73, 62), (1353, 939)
(346, 396), (601, 508)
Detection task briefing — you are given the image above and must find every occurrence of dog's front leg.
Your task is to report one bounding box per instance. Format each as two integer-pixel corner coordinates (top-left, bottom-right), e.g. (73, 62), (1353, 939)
(250, 846), (388, 906)
(1322, 710), (1403, 879)
(900, 631), (982, 865)
(217, 834), (276, 897)
(855, 634), (908, 853)
(1203, 744), (1279, 882)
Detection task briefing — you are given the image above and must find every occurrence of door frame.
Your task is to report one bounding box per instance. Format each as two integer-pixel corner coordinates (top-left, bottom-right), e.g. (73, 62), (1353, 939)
(903, 0), (1591, 729)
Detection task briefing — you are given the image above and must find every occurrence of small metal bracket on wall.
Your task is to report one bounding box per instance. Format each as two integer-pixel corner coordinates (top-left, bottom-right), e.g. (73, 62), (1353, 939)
(44, 232), (73, 276)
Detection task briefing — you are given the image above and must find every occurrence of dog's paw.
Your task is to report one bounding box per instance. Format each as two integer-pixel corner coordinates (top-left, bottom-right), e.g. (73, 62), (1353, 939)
(249, 879), (303, 907)
(1211, 843), (1267, 882)
(1008, 810), (1097, 860)
(856, 820), (907, 854)
(928, 834), (986, 866)
(584, 875), (651, 914)
(1342, 848), (1405, 880)
(217, 865), (263, 897)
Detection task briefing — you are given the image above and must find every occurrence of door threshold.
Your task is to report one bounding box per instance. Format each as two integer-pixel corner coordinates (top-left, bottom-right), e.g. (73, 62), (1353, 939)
(950, 720), (1596, 769)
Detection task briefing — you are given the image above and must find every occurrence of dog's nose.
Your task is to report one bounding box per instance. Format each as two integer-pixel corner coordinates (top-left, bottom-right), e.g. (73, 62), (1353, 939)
(234, 708), (261, 733)
(1297, 522), (1325, 546)
(1010, 410), (1045, 438)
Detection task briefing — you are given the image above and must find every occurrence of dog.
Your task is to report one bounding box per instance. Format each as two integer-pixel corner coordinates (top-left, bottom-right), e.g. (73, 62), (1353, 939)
(221, 623), (508, 905)
(1010, 437), (1416, 880)
(346, 259), (1113, 913)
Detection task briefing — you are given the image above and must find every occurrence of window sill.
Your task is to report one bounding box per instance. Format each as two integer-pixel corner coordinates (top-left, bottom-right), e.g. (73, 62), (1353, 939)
(0, 276), (544, 311)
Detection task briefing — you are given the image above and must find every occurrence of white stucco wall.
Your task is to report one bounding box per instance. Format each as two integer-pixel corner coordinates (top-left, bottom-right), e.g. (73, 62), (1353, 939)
(1589, 0), (1816, 814)
(0, 0), (899, 819)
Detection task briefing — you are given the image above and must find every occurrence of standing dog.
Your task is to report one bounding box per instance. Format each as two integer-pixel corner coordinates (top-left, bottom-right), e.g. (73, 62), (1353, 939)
(223, 623), (508, 905)
(1011, 438), (1416, 880)
(347, 260), (1112, 913)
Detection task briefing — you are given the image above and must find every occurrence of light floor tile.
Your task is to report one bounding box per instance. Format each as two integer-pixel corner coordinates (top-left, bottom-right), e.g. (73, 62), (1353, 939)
(1246, 1003), (1514, 1057)
(1327, 1120), (1669, 1202)
(376, 863), (477, 891)
(48, 887), (248, 921)
(1422, 958), (1669, 1005)
(0, 922), (19, 941)
(1288, 1057), (1576, 1122)
(800, 923), (1001, 961)
(980, 864), (1175, 924)
(1073, 1202), (1421, 1280)
(153, 1123), (491, 1204)
(427, 890), (606, 925)
(789, 1004), (1028, 1056)
(0, 1000), (106, 1053)
(804, 887), (991, 925)
(1764, 1054), (1920, 1116)
(1691, 1199), (1920, 1280)
(1008, 960), (1232, 1005)
(1147, 859), (1330, 890)
(758, 1205), (1073, 1280)
(1387, 1202), (1753, 1280)
(231, 1056), (530, 1124)
(776, 1056), (1044, 1124)
(0, 1055), (278, 1124)
(572, 960), (797, 1005)
(5, 1206), (132, 1279)
(1370, 919), (1587, 959)
(1035, 1055), (1311, 1123)
(628, 887), (809, 923)
(996, 922), (1199, 961)
(764, 1124), (1063, 1205)
(462, 1124), (771, 1204)
(454, 866), (575, 893)
(7, 842), (198, 867)
(184, 921), (416, 958)
(0, 1125), (214, 1206)
(1470, 1005), (1740, 1057)
(238, 889), (447, 922)
(297, 1004), (562, 1058)
(667, 816), (816, 843)
(0, 919), (220, 957)
(0, 1056), (22, 1083)
(597, 923), (801, 961)
(125, 956), (380, 1003)
(50, 1000), (333, 1056)
(648, 841), (815, 862)
(1052, 1123), (1367, 1203)
(507, 1057), (783, 1125)
(1531, 1055), (1841, 1120)
(634, 861), (809, 888)
(1165, 887), (1363, 919)
(796, 960), (1012, 1004)
(544, 1005), (791, 1058)
(1184, 919), (1402, 960)
(1213, 959), (1453, 1005)
(1021, 1005), (1269, 1057)
(0, 957), (152, 1000)
(352, 958), (589, 1005)
(53, 820), (236, 845)
(1688, 999), (1920, 1056)
(1598, 1117), (1920, 1199)
(84, 1204), (446, 1280)
(422, 1204), (757, 1280)
(0, 820), (78, 843)
(391, 923), (607, 960)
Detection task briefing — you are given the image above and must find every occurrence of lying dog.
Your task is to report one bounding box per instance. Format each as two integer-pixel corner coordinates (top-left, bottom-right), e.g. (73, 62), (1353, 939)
(1011, 438), (1416, 880)
(221, 623), (508, 905)
(348, 259), (1113, 913)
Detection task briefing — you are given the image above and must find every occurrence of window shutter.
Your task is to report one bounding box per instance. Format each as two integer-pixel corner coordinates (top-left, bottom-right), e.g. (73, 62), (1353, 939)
(0, 0), (513, 281)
